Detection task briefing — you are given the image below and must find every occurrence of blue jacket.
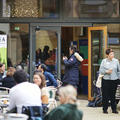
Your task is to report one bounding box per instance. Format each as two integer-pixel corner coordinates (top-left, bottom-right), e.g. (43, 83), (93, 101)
(44, 71), (58, 87)
(62, 54), (81, 87)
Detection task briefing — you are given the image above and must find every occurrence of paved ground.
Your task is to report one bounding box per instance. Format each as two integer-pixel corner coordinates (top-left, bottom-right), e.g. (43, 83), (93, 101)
(77, 100), (120, 120)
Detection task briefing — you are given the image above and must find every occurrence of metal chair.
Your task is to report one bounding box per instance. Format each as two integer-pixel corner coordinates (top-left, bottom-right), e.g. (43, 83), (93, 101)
(22, 106), (43, 120)
(46, 86), (57, 112)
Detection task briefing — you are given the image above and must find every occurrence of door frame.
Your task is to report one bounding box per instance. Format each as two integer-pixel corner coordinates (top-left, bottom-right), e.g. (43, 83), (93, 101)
(88, 26), (108, 100)
(30, 23), (61, 82)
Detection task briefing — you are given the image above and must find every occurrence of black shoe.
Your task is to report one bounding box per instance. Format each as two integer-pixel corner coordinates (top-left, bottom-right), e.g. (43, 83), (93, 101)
(103, 110), (108, 114)
(112, 111), (118, 114)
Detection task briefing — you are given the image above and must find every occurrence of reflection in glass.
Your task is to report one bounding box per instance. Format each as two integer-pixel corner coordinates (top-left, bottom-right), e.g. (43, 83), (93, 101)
(63, 0), (120, 18)
(35, 30), (57, 74)
(1, 0), (59, 18)
(91, 30), (104, 96)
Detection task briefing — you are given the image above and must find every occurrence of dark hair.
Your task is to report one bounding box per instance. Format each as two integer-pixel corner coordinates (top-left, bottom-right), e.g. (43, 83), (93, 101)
(39, 64), (47, 72)
(13, 70), (27, 84)
(0, 63), (3, 67)
(43, 45), (49, 52)
(69, 45), (77, 53)
(33, 72), (46, 89)
(106, 48), (113, 55)
(7, 67), (16, 77)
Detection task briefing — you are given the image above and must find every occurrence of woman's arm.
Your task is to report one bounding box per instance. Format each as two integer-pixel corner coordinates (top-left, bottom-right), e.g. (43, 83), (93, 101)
(41, 87), (49, 104)
(63, 56), (76, 67)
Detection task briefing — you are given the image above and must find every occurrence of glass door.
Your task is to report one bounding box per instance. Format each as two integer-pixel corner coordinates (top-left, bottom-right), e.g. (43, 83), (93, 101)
(30, 25), (61, 82)
(88, 26), (107, 100)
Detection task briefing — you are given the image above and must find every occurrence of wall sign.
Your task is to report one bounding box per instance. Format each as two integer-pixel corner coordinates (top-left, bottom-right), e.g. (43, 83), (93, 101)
(0, 35), (7, 67)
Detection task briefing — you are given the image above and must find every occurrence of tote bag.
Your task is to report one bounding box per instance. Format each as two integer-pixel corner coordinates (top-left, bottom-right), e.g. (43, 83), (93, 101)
(96, 74), (104, 88)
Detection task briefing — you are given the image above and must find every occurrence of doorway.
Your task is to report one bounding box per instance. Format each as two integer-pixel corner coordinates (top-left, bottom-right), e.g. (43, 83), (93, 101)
(31, 24), (120, 99)
(88, 26), (107, 100)
(31, 25), (89, 96)
(61, 27), (89, 95)
(30, 25), (61, 82)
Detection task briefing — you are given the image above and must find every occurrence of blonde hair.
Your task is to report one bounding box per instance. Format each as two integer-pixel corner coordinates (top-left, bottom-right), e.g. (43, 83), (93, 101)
(59, 85), (77, 104)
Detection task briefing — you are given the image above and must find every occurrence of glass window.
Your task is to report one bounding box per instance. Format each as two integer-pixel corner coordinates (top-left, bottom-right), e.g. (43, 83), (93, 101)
(0, 0), (59, 18)
(63, 0), (120, 18)
(0, 23), (29, 74)
(35, 29), (58, 74)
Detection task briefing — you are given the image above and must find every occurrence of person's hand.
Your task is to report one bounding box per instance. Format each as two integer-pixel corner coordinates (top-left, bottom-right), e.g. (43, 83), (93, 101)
(106, 69), (113, 74)
(63, 56), (68, 60)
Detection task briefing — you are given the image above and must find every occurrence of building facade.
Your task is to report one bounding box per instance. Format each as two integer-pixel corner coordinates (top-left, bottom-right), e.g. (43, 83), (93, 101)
(0, 0), (120, 99)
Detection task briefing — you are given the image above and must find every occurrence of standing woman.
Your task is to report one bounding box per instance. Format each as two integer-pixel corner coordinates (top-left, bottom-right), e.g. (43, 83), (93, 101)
(62, 45), (83, 88)
(99, 48), (120, 114)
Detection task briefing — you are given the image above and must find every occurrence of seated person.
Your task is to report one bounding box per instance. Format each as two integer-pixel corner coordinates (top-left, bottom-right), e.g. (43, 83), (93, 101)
(16, 64), (30, 79)
(33, 71), (49, 105)
(1, 67), (16, 88)
(44, 85), (83, 120)
(33, 72), (49, 116)
(0, 63), (7, 80)
(38, 64), (58, 88)
(9, 70), (42, 113)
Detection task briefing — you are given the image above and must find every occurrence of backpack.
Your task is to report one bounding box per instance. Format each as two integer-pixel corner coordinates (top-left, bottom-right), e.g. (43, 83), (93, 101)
(87, 95), (102, 107)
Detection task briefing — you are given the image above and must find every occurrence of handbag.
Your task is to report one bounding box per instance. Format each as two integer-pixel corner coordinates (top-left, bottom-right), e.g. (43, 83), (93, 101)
(96, 74), (104, 88)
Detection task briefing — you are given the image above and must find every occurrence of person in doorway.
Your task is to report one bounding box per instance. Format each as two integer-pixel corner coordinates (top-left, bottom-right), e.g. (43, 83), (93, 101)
(38, 64), (58, 88)
(42, 45), (50, 62)
(36, 48), (42, 65)
(44, 85), (83, 120)
(99, 48), (120, 114)
(62, 45), (83, 88)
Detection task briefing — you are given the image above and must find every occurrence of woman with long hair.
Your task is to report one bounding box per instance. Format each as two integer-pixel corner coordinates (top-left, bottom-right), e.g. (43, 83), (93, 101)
(33, 72), (49, 105)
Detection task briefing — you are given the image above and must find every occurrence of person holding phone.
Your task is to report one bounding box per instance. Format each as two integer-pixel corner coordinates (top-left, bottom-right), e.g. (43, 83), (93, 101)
(99, 48), (120, 114)
(62, 45), (83, 88)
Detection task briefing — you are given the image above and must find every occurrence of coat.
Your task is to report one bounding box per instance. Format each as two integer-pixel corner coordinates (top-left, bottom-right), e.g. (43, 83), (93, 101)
(62, 53), (83, 87)
(2, 76), (16, 88)
(44, 71), (58, 87)
(44, 103), (83, 120)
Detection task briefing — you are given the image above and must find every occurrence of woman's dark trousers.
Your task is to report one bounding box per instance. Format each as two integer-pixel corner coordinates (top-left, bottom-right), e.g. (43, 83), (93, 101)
(102, 79), (118, 112)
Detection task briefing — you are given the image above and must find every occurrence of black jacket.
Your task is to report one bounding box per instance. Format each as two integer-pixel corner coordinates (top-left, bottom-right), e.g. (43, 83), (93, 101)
(1, 76), (16, 88)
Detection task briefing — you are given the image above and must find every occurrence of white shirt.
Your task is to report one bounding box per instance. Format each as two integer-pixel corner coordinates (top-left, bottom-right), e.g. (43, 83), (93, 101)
(9, 82), (42, 113)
